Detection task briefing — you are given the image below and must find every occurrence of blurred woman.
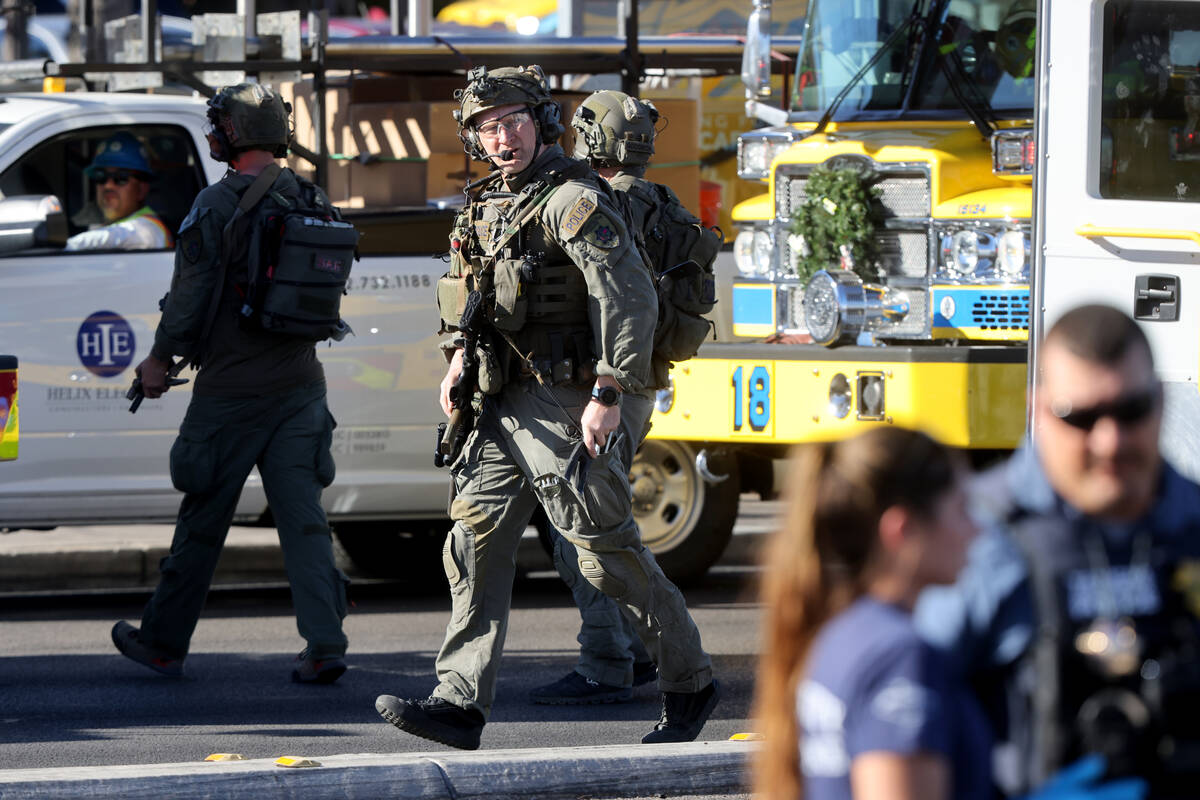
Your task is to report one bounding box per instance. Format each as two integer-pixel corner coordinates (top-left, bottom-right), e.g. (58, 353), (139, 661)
(751, 427), (990, 800)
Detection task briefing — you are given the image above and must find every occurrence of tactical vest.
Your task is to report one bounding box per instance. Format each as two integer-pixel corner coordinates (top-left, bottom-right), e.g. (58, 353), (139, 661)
(988, 475), (1200, 799)
(438, 157), (597, 388)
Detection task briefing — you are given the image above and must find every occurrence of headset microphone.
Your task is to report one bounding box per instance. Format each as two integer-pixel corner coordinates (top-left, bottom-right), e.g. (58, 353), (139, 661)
(487, 149), (515, 161)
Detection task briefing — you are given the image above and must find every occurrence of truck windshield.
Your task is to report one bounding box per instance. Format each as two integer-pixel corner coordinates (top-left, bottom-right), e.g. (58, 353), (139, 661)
(793, 0), (1035, 118)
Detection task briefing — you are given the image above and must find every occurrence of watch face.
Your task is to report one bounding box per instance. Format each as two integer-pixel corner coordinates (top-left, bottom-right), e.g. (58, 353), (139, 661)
(594, 386), (620, 406)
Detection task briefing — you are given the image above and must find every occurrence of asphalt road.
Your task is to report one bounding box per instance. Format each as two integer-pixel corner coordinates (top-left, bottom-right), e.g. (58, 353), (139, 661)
(0, 564), (761, 778)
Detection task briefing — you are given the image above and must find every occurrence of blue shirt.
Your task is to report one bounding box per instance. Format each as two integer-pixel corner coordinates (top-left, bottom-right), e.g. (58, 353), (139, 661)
(800, 597), (993, 800)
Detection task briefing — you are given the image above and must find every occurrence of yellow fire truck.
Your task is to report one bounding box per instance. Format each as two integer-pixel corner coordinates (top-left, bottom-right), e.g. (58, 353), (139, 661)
(649, 0), (1038, 539)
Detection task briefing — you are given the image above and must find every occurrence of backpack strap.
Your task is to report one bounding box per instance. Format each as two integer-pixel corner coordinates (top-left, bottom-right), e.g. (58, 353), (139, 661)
(186, 165), (284, 369)
(485, 160), (591, 259)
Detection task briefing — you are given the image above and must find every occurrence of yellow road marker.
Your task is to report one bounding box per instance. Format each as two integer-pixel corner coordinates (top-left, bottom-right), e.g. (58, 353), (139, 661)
(275, 756), (321, 768)
(729, 732), (764, 741)
(204, 753), (247, 762)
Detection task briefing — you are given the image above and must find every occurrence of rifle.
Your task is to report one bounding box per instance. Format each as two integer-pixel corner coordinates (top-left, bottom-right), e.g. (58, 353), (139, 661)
(126, 359), (188, 413)
(435, 271), (492, 467)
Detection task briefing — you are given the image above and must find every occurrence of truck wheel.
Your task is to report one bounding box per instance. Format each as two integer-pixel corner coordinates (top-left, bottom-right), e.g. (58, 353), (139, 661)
(536, 440), (740, 585)
(333, 520), (447, 587)
(630, 439), (740, 583)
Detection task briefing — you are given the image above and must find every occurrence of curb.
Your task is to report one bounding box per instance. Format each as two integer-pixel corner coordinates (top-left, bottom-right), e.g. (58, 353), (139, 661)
(0, 740), (755, 799)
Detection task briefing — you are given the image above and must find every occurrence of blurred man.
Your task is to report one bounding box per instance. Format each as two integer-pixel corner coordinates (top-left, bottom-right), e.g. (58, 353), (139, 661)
(66, 132), (171, 251)
(917, 304), (1200, 798)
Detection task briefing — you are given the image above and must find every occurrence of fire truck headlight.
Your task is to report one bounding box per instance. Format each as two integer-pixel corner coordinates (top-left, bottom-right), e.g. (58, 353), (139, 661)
(947, 230), (981, 276)
(996, 229), (1029, 279)
(734, 228), (773, 276)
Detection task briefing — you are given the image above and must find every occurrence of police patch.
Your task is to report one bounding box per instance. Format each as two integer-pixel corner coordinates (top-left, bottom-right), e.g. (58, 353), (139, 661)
(582, 214), (620, 249)
(561, 194), (597, 239)
(180, 227), (203, 263)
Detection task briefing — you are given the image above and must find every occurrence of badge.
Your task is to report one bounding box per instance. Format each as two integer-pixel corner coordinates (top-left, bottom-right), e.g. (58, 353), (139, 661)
(582, 214), (620, 249)
(179, 227), (203, 264)
(561, 193), (597, 239)
(1172, 560), (1200, 618)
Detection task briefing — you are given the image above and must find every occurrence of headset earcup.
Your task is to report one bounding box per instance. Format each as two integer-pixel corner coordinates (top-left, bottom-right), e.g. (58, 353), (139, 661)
(536, 102), (564, 144)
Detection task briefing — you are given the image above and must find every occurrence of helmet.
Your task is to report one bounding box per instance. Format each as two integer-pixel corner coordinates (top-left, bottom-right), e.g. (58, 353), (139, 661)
(206, 82), (292, 162)
(571, 90), (659, 169)
(453, 65), (564, 159)
(85, 132), (153, 179)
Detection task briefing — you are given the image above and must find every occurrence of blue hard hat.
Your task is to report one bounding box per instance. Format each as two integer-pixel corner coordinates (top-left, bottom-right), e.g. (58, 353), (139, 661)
(85, 132), (153, 178)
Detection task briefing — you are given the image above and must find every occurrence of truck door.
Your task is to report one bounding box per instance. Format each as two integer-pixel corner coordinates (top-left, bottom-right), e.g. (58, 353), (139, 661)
(0, 122), (210, 525)
(1033, 0), (1200, 480)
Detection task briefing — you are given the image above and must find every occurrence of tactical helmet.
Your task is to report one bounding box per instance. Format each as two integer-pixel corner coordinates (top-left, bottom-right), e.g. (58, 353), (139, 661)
(206, 83), (292, 162)
(453, 65), (564, 159)
(571, 90), (659, 169)
(85, 132), (153, 179)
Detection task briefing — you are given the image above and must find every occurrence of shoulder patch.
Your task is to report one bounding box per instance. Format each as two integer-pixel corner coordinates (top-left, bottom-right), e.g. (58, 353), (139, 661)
(179, 227), (204, 264)
(582, 213), (620, 249)
(561, 193), (597, 239)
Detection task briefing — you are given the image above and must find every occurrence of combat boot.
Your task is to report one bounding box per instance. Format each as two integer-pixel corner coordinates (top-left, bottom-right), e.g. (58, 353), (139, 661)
(291, 650), (347, 684)
(641, 679), (720, 744)
(376, 694), (484, 750)
(111, 621), (184, 678)
(529, 671), (632, 705)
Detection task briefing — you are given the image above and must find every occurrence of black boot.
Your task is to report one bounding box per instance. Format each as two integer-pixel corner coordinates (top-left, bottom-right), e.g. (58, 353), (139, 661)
(641, 679), (720, 744)
(376, 694), (485, 750)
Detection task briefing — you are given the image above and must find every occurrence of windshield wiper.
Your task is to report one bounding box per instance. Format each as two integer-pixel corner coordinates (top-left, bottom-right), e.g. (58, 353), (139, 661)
(812, 3), (924, 136)
(937, 35), (997, 138)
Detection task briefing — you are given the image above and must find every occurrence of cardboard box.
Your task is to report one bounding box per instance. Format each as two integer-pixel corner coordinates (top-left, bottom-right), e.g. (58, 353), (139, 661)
(426, 152), (490, 201)
(348, 160), (427, 208)
(644, 164), (700, 215)
(645, 98), (699, 167)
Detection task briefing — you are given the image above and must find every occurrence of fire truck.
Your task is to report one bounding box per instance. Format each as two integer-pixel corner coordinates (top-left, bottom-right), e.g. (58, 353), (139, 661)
(648, 0), (1038, 532)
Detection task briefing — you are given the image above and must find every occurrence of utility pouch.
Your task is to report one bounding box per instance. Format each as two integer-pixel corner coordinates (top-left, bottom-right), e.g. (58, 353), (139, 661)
(654, 301), (715, 363)
(492, 258), (528, 332)
(437, 273), (470, 331)
(476, 339), (505, 395)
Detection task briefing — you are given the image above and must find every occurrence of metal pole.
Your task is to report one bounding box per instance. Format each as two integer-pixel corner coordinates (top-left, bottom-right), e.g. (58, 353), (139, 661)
(390, 0), (401, 36)
(556, 0), (581, 38)
(621, 0), (640, 95)
(1, 1), (29, 62)
(140, 0), (157, 65)
(312, 8), (328, 189)
(407, 0), (429, 37)
(238, 0), (256, 41)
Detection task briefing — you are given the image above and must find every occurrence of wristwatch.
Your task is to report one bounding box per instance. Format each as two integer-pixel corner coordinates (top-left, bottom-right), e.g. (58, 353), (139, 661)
(590, 384), (622, 407)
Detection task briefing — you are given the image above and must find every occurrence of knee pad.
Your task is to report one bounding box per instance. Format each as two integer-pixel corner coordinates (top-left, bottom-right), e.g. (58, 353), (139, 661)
(578, 549), (648, 601)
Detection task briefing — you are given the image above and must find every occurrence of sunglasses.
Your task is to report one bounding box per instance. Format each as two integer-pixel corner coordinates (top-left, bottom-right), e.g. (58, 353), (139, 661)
(86, 168), (137, 186)
(1049, 386), (1161, 431)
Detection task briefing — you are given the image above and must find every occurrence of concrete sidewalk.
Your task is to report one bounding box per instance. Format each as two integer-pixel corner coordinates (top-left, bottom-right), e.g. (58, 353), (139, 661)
(0, 503), (775, 593)
(0, 740), (755, 799)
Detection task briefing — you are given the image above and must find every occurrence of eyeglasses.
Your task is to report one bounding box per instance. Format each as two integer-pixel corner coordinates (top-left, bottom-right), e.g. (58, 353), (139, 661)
(475, 110), (532, 140)
(86, 168), (137, 186)
(1049, 385), (1161, 431)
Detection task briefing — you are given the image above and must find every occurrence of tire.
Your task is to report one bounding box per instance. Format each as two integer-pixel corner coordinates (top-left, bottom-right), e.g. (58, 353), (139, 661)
(333, 520), (448, 587)
(536, 440), (740, 584)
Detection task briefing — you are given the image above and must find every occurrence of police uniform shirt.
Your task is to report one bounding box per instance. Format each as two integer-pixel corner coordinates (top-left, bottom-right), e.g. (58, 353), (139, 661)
(800, 596), (993, 800)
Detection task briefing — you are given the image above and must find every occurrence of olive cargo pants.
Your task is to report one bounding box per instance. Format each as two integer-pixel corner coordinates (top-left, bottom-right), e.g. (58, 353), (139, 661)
(549, 528), (651, 687)
(434, 380), (712, 719)
(140, 380), (349, 660)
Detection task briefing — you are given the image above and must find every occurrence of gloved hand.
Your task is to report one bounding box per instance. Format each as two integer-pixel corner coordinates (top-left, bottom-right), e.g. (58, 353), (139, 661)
(1023, 755), (1147, 800)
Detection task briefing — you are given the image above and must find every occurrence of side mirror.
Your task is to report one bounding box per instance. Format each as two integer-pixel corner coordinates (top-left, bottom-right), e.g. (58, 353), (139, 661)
(0, 195), (68, 255)
(742, 0), (773, 102)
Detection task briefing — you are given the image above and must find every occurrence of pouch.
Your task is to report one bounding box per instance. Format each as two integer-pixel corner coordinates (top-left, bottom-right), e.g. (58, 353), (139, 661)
(437, 273), (470, 329)
(492, 258), (528, 331)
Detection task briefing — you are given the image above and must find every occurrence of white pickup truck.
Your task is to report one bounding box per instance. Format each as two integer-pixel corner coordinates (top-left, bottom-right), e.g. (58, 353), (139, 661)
(0, 90), (737, 581)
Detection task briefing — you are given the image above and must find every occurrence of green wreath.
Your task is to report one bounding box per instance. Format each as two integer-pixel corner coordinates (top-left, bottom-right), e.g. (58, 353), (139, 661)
(788, 166), (881, 284)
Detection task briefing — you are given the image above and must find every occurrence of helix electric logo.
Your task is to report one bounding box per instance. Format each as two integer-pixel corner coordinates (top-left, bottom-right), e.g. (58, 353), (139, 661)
(77, 310), (136, 377)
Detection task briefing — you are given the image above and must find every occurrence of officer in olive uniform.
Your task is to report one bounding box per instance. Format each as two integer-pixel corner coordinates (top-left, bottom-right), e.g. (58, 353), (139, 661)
(112, 84), (350, 685)
(375, 65), (718, 750)
(529, 90), (672, 707)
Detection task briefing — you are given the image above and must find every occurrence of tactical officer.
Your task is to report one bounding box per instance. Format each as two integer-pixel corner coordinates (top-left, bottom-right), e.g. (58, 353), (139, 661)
(916, 304), (1200, 798)
(374, 65), (718, 750)
(66, 131), (172, 251)
(530, 89), (679, 706)
(112, 83), (350, 685)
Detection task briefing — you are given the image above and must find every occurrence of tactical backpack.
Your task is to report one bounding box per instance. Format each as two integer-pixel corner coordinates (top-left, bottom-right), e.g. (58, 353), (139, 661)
(224, 164), (358, 343)
(618, 180), (721, 384)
